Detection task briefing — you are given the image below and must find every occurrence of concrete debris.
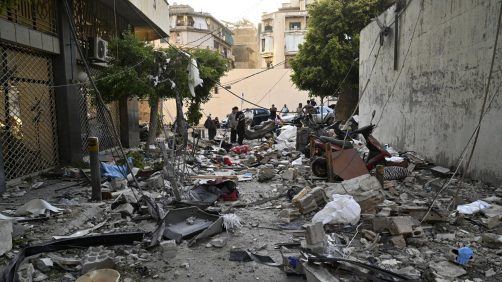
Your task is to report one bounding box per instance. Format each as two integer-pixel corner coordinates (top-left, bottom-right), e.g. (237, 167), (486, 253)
(81, 247), (116, 274)
(113, 203), (134, 217)
(481, 233), (502, 249)
(210, 237), (228, 248)
(1, 118), (501, 282)
(17, 263), (34, 282)
(15, 199), (63, 216)
(258, 167), (275, 182)
(0, 220), (13, 256)
(429, 261), (466, 279)
(33, 258), (53, 273)
(159, 240), (177, 258)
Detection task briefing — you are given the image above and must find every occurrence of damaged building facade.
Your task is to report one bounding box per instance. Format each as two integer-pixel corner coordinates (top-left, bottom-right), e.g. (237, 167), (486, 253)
(359, 0), (502, 183)
(0, 0), (170, 192)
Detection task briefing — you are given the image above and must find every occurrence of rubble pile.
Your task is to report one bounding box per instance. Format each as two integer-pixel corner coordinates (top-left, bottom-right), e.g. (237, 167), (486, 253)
(0, 120), (501, 281)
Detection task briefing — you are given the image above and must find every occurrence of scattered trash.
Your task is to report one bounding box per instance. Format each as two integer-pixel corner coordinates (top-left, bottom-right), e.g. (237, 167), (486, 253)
(312, 194), (361, 225)
(222, 214), (242, 230)
(456, 200), (491, 215)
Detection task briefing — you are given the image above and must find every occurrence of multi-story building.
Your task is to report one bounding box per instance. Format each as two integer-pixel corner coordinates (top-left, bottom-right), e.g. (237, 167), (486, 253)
(259, 0), (311, 68)
(156, 4), (234, 65)
(226, 20), (260, 69)
(0, 0), (169, 191)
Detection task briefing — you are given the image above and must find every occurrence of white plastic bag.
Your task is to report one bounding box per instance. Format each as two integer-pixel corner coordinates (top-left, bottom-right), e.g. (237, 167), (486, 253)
(456, 200), (491, 215)
(312, 194), (361, 225)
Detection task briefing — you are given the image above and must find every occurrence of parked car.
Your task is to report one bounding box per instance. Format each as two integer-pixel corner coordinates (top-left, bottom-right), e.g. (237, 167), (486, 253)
(244, 108), (271, 126)
(312, 106), (335, 124)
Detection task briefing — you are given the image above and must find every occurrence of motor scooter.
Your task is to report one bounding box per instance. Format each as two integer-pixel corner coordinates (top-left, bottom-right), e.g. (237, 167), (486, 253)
(311, 111), (391, 178)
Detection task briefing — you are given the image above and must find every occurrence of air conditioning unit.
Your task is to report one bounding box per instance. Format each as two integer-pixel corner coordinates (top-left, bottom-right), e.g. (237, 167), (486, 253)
(89, 37), (108, 61)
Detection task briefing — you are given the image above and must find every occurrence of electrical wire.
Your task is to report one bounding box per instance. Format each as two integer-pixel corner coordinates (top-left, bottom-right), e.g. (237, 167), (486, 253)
(255, 69), (290, 104)
(222, 60), (286, 86)
(375, 0), (424, 126)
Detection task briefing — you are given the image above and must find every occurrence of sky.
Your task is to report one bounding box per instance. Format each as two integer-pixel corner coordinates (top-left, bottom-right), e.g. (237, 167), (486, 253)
(170, 0), (285, 25)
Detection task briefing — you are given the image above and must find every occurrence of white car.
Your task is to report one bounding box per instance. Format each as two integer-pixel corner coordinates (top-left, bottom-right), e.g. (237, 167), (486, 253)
(312, 106), (335, 124)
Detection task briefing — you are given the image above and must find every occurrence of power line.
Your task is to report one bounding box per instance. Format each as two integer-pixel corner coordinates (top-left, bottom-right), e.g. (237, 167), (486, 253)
(255, 69), (290, 104)
(222, 60), (286, 86)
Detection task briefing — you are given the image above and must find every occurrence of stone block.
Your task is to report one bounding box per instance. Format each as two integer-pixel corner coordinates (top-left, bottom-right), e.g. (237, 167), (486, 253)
(160, 240), (177, 258)
(147, 175), (164, 190)
(390, 235), (407, 248)
(389, 216), (416, 235)
(282, 168), (298, 181)
(0, 220), (13, 256)
(17, 263), (34, 282)
(113, 203), (134, 216)
(81, 247), (115, 274)
(305, 222), (325, 245)
(34, 258), (53, 273)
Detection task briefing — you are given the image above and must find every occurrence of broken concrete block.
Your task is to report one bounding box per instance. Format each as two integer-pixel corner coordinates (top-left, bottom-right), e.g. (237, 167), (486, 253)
(353, 190), (384, 213)
(309, 187), (328, 205)
(258, 167), (275, 182)
(33, 258), (53, 273)
(0, 220), (13, 256)
(435, 233), (455, 241)
(278, 209), (301, 223)
(293, 193), (318, 214)
(429, 261), (466, 280)
(160, 240), (177, 258)
(390, 235), (407, 248)
(17, 263), (34, 282)
(147, 175), (164, 190)
(81, 247), (115, 274)
(481, 233), (502, 249)
(481, 204), (502, 228)
(113, 203), (134, 216)
(305, 222), (325, 245)
(430, 166), (450, 176)
(210, 237), (228, 248)
(361, 229), (378, 241)
(281, 168), (298, 181)
(110, 178), (127, 191)
(389, 216), (416, 235)
(32, 270), (48, 282)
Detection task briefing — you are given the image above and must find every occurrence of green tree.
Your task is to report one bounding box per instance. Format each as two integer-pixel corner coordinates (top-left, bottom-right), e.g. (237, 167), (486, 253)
(291, 0), (385, 120)
(96, 33), (228, 148)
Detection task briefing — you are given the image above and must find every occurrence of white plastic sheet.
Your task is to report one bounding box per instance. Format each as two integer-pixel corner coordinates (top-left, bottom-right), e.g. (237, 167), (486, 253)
(456, 200), (491, 215)
(312, 194), (361, 225)
(15, 199), (63, 216)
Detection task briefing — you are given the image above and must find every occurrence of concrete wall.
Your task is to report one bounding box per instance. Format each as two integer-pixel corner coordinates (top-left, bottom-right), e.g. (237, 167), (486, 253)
(157, 68), (310, 125)
(129, 0), (170, 35)
(359, 0), (502, 183)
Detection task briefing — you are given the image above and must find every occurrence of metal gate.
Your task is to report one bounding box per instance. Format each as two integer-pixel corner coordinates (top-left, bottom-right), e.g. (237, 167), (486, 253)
(0, 42), (58, 181)
(78, 66), (121, 156)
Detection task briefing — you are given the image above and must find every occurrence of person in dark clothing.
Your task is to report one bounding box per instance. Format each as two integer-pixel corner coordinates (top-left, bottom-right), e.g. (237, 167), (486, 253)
(213, 117), (220, 128)
(234, 107), (246, 145)
(229, 107), (238, 143)
(270, 104), (277, 120)
(204, 115), (217, 140)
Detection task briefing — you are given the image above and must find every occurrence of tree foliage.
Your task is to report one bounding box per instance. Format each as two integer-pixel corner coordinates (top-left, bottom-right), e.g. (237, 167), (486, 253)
(290, 0), (385, 99)
(95, 33), (228, 126)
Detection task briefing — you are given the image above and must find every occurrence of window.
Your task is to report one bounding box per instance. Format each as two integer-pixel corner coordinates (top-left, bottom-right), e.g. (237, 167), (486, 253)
(289, 22), (301, 30)
(261, 38), (265, 52)
(264, 25), (273, 32)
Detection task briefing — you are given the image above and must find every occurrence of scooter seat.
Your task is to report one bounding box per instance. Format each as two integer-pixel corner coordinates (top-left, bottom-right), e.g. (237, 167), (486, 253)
(319, 136), (353, 149)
